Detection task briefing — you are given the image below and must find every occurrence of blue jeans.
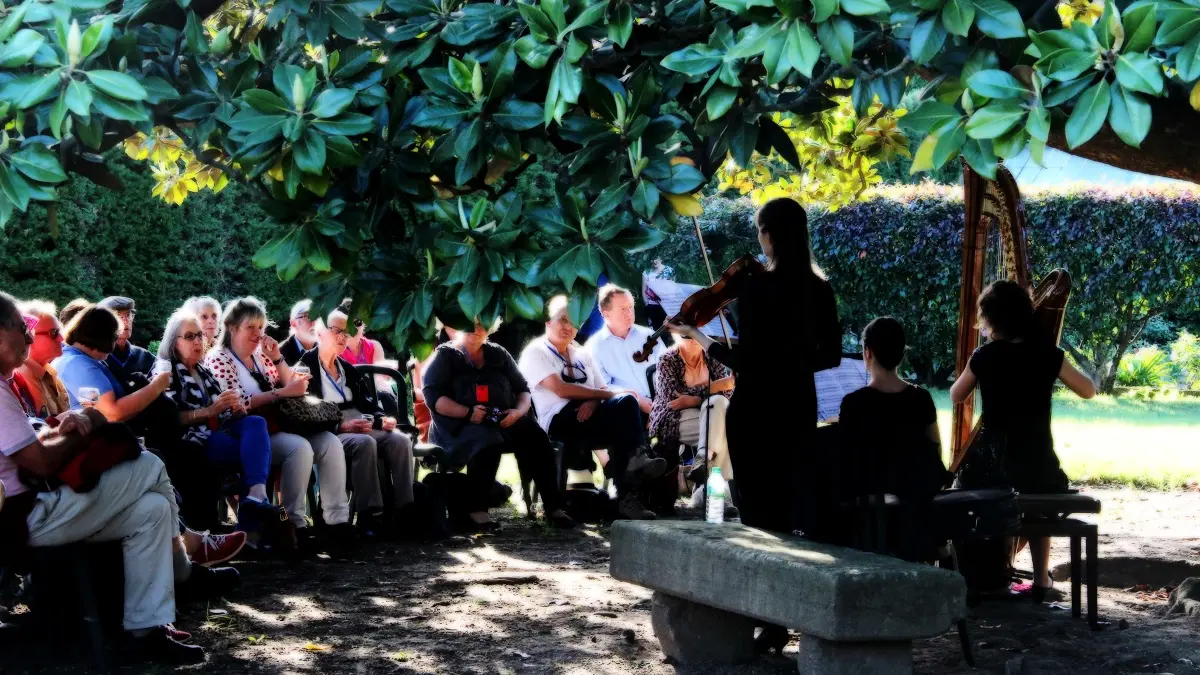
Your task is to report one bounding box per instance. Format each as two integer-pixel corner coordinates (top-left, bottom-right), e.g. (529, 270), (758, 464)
(205, 415), (272, 490)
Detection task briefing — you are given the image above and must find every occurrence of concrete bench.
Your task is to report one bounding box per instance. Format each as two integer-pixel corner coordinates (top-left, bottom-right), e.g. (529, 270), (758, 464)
(610, 521), (967, 675)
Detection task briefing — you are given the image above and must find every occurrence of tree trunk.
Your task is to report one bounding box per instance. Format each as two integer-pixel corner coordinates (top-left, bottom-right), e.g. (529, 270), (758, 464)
(1047, 96), (1200, 185)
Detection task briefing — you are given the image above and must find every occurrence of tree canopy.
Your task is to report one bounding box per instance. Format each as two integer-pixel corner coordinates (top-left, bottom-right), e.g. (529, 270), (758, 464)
(0, 0), (1197, 352)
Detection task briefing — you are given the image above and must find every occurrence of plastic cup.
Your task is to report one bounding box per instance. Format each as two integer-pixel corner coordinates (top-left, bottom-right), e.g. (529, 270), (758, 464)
(78, 387), (100, 408)
(292, 364), (311, 377)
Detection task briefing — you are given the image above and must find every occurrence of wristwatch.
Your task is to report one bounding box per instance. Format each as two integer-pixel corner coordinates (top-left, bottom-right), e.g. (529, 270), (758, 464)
(271, 357), (283, 365)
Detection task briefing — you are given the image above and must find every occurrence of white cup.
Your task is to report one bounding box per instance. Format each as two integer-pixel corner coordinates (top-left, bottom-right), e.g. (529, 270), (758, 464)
(153, 360), (172, 377)
(78, 387), (100, 408)
(292, 364), (311, 377)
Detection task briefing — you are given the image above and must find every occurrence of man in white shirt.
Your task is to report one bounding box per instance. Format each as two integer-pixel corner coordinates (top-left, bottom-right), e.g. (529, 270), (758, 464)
(518, 296), (666, 520)
(0, 292), (204, 665)
(584, 285), (665, 414)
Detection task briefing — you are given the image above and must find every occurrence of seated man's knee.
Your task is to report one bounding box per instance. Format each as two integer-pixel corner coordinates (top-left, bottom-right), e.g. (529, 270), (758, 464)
(384, 432), (412, 461)
(134, 491), (174, 527)
(348, 434), (378, 456)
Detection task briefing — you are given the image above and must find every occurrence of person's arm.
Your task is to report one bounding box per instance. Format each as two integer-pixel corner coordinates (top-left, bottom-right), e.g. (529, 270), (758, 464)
(9, 408), (106, 477)
(949, 364), (977, 404)
(93, 375), (168, 423)
(812, 281), (843, 373)
(1059, 358), (1097, 399)
(537, 374), (615, 400)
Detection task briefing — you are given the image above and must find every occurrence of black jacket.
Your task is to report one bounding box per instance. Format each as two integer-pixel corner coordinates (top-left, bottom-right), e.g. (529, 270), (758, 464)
(279, 335), (312, 366)
(105, 343), (156, 389)
(298, 349), (386, 419)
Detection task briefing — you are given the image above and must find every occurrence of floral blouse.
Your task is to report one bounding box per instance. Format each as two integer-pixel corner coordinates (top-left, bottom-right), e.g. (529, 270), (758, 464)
(202, 347), (281, 411)
(648, 347), (731, 446)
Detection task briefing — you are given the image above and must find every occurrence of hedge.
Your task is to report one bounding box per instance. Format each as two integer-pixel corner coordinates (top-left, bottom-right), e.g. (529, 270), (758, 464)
(0, 158), (307, 346)
(644, 185), (1200, 388)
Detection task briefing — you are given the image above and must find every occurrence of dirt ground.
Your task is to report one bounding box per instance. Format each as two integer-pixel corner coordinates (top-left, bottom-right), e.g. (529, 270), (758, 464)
(5, 487), (1200, 675)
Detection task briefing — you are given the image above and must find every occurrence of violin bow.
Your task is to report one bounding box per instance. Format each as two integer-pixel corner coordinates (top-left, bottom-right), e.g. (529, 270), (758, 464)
(691, 216), (734, 352)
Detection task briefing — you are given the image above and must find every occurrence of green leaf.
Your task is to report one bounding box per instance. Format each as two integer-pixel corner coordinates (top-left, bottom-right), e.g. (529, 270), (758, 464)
(311, 112), (375, 135)
(1025, 105), (1050, 141)
(785, 21), (820, 77)
(184, 10), (208, 54)
(761, 31), (791, 84)
(243, 89), (290, 113)
(661, 44), (723, 76)
(328, 5), (366, 39)
(85, 70), (147, 102)
(1042, 74), (1095, 107)
(515, 35), (556, 69)
(293, 128), (327, 174)
(1094, 0), (1121, 50)
(974, 0), (1025, 39)
(49, 92), (67, 138)
(1108, 83), (1151, 146)
(458, 275), (494, 320)
(728, 21), (785, 59)
(1038, 48), (1099, 83)
(901, 100), (962, 133)
(282, 115), (304, 142)
(991, 125), (1027, 158)
(0, 5), (28, 44)
(64, 80), (92, 117)
(1064, 78), (1111, 149)
(817, 17), (855, 67)
(931, 120), (967, 168)
(80, 16), (113, 61)
(1178, 34), (1200, 82)
(811, 0), (839, 21)
(310, 87), (356, 118)
(1121, 3), (1157, 53)
(632, 179), (659, 220)
(961, 48), (1000, 85)
(138, 77), (180, 104)
(910, 14), (947, 64)
(324, 135), (362, 168)
(560, 1), (607, 39)
(965, 103), (1026, 139)
(448, 57), (472, 93)
(706, 84), (738, 120)
(0, 29), (45, 68)
(517, 3), (557, 42)
(507, 286), (543, 320)
(609, 3), (633, 48)
(1155, 6), (1200, 46)
(0, 163), (31, 212)
(941, 0), (975, 37)
(961, 138), (997, 179)
(411, 100), (469, 130)
(591, 181), (630, 221)
(839, 0), (889, 16)
(654, 162), (705, 194)
(1115, 52), (1164, 95)
(966, 69), (1027, 99)
(494, 99), (544, 129)
(10, 145), (67, 183)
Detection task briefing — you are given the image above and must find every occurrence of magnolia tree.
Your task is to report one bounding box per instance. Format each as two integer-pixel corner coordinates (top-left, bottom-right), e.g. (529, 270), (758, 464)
(0, 0), (1198, 352)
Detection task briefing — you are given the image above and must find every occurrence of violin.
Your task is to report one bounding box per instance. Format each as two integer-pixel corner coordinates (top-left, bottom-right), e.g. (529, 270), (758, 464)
(633, 255), (764, 362)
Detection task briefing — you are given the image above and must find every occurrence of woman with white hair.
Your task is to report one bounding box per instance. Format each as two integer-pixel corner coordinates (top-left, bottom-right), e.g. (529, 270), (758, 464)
(202, 297), (357, 555)
(159, 309), (275, 547)
(184, 296), (221, 352)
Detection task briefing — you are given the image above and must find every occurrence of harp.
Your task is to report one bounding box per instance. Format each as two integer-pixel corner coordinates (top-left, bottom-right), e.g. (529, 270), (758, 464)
(949, 163), (1073, 470)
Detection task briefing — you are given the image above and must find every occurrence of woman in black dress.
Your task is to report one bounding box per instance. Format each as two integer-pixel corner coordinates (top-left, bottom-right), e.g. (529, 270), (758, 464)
(950, 280), (1096, 597)
(668, 197), (842, 651)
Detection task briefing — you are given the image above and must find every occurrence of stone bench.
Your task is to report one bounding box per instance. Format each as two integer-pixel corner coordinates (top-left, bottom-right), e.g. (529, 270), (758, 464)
(610, 521), (967, 675)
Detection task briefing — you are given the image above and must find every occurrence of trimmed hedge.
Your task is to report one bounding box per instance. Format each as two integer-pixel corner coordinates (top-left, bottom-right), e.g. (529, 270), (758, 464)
(645, 185), (1200, 387)
(0, 158), (306, 346)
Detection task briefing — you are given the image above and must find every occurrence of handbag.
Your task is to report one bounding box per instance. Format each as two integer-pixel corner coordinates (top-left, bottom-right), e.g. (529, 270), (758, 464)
(274, 394), (342, 436)
(19, 422), (144, 494)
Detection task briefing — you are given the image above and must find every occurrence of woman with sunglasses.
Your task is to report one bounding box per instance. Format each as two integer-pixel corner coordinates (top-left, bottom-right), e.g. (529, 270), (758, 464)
(158, 309), (275, 542)
(337, 306), (402, 417)
(667, 197), (841, 654)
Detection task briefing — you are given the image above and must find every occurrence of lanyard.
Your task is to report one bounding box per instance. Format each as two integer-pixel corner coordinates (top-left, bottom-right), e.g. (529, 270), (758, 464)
(322, 362), (348, 402)
(545, 340), (579, 368)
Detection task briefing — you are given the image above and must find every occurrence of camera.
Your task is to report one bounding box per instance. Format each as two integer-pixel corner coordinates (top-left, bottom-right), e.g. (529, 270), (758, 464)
(482, 407), (505, 426)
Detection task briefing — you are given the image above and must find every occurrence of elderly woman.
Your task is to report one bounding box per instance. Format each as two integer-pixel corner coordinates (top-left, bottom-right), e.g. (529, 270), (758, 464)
(298, 310), (415, 537)
(202, 297), (356, 554)
(648, 333), (734, 514)
(184, 296), (222, 353)
(14, 300), (69, 419)
(53, 304), (171, 420)
(424, 319), (574, 531)
(159, 309), (275, 540)
(337, 300), (401, 417)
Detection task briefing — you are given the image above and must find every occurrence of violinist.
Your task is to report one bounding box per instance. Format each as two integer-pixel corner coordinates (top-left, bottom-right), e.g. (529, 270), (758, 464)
(666, 197), (841, 653)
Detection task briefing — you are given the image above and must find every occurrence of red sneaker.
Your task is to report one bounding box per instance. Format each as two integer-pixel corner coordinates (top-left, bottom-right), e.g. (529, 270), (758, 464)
(166, 624), (192, 642)
(189, 531), (247, 567)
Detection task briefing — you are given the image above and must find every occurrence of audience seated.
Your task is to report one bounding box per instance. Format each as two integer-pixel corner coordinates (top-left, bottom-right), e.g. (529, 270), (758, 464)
(0, 292), (209, 664)
(158, 309), (276, 550)
(424, 318), (574, 531)
(183, 296), (222, 353)
(583, 284), (664, 415)
(647, 333), (733, 515)
(951, 280), (1096, 598)
(53, 305), (172, 422)
(301, 310), (415, 538)
(337, 300), (400, 417)
(517, 296), (666, 521)
(14, 301), (69, 419)
(202, 297), (356, 555)
(97, 297), (156, 387)
(279, 299), (317, 366)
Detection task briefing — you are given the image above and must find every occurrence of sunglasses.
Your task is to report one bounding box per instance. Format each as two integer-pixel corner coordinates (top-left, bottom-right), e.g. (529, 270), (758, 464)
(178, 331), (205, 342)
(353, 318), (364, 328)
(35, 328), (62, 339)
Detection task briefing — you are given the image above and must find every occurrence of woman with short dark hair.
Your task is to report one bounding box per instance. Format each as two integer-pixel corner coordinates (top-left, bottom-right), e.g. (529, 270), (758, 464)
(53, 304), (171, 421)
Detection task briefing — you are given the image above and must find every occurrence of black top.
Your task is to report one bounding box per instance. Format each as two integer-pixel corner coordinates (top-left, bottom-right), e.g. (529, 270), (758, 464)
(280, 335), (311, 366)
(105, 343), (156, 389)
(422, 342), (530, 465)
(970, 340), (1064, 440)
(298, 349), (387, 419)
(839, 385), (949, 498)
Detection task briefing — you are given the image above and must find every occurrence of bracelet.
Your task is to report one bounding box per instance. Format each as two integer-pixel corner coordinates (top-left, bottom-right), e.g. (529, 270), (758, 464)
(271, 357), (283, 365)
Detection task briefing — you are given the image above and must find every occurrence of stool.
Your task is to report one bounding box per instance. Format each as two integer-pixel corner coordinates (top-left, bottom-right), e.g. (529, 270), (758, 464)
(1016, 517), (1100, 629)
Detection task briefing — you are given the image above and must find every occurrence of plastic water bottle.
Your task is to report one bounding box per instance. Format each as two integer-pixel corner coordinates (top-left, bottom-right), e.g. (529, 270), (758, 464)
(706, 467), (726, 524)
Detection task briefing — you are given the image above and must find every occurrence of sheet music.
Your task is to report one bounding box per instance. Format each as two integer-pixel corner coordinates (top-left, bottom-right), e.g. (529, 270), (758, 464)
(814, 358), (869, 422)
(643, 274), (736, 338)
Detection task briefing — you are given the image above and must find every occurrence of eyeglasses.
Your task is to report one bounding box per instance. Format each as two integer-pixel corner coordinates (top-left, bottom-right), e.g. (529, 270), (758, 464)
(178, 332), (205, 342)
(329, 326), (349, 337)
(35, 328), (62, 339)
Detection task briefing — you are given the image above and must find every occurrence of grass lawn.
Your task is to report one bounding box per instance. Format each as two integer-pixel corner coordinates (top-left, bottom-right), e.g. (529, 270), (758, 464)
(929, 391), (1200, 489)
